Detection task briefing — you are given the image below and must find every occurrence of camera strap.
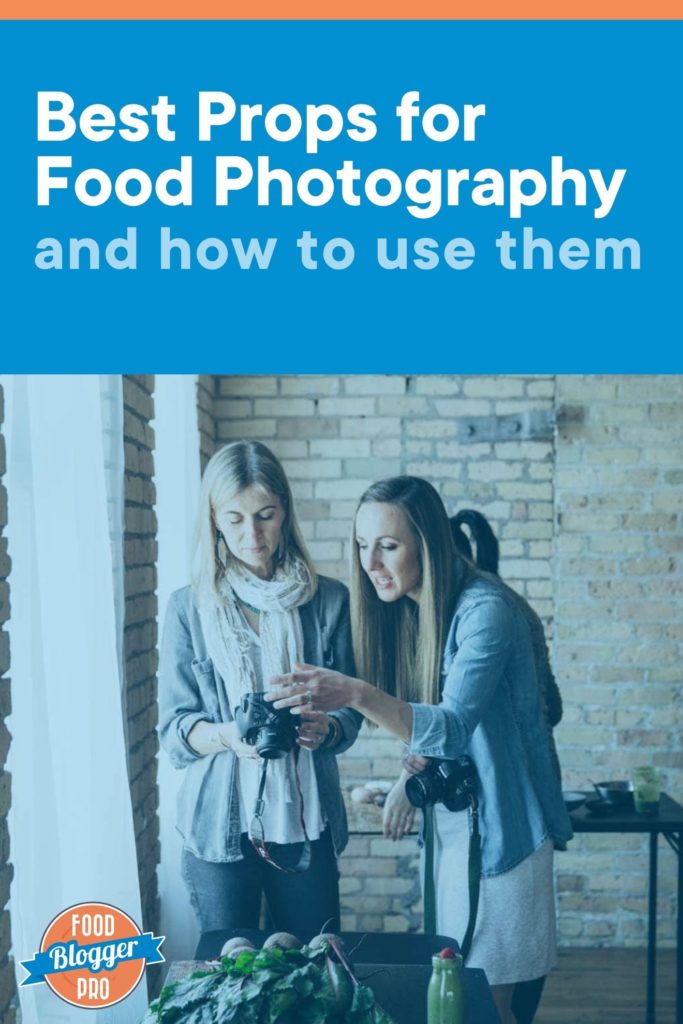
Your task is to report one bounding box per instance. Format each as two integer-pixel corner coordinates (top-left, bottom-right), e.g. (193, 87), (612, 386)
(460, 795), (481, 961)
(423, 805), (437, 936)
(423, 794), (481, 962)
(249, 757), (313, 873)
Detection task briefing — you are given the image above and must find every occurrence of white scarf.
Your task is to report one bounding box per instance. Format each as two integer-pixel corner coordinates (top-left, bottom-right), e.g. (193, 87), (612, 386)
(198, 554), (324, 844)
(199, 554), (314, 712)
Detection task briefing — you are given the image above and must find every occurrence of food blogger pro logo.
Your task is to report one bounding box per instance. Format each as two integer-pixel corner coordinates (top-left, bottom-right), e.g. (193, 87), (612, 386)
(20, 901), (164, 1008)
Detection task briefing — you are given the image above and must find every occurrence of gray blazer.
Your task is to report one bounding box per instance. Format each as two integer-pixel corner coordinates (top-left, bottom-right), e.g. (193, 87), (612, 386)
(159, 576), (362, 862)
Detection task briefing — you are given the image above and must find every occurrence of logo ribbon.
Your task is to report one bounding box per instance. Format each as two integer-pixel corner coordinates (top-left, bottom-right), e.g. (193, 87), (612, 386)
(21, 932), (164, 986)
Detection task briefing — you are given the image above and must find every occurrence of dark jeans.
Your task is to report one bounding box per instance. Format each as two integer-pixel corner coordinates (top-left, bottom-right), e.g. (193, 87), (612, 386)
(182, 829), (340, 940)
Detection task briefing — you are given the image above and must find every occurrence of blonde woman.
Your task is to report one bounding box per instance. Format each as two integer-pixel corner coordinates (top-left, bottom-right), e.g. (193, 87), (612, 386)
(268, 477), (572, 1024)
(159, 441), (361, 938)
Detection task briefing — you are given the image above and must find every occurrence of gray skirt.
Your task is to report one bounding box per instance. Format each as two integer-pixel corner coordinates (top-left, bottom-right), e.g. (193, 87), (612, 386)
(428, 804), (558, 986)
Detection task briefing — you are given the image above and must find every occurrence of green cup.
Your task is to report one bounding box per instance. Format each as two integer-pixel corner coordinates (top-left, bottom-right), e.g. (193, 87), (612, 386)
(632, 767), (661, 815)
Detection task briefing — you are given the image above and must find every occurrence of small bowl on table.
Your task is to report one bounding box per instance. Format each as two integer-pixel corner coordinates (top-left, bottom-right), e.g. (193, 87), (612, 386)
(594, 780), (635, 809)
(563, 791), (587, 813)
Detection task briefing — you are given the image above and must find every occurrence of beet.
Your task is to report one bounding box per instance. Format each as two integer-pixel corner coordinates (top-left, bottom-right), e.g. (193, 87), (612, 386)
(220, 937), (255, 957)
(262, 932), (302, 951)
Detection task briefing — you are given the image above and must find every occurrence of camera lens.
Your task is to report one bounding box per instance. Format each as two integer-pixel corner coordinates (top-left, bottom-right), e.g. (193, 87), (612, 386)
(405, 771), (441, 809)
(404, 758), (478, 812)
(256, 723), (295, 759)
(256, 705), (297, 759)
(235, 693), (297, 759)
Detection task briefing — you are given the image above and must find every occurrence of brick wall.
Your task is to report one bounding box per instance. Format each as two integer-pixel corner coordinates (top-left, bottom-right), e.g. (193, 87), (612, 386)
(197, 375), (216, 472)
(553, 375), (683, 946)
(213, 374), (556, 933)
(0, 387), (15, 1024)
(123, 376), (160, 967)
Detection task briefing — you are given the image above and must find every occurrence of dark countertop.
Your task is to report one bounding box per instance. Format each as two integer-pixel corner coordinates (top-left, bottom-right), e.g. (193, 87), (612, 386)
(569, 792), (683, 833)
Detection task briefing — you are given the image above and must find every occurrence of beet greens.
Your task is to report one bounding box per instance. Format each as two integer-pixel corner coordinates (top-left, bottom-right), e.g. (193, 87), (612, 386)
(141, 942), (396, 1024)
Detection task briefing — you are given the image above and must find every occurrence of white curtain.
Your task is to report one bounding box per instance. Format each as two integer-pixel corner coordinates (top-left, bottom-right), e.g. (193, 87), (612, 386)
(3, 375), (147, 1024)
(154, 375), (201, 966)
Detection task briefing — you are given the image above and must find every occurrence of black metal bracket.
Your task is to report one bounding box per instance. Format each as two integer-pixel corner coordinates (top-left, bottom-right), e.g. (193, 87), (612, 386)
(457, 410), (555, 444)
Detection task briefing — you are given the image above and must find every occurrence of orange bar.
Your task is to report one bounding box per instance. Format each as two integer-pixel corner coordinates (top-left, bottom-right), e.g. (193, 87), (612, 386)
(8, 0), (683, 17)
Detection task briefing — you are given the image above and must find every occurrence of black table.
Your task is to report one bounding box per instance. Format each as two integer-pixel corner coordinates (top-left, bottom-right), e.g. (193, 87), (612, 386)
(570, 791), (683, 1024)
(195, 930), (500, 1024)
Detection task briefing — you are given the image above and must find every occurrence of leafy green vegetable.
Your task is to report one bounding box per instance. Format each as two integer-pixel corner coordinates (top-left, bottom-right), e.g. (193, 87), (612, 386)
(325, 958), (354, 1014)
(141, 942), (398, 1024)
(350, 986), (375, 1015)
(178, 1004), (216, 1024)
(160, 973), (224, 1012)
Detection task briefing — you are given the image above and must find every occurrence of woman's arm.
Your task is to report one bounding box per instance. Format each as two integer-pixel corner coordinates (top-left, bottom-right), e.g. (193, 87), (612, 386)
(267, 664), (414, 743)
(269, 590), (514, 760)
(408, 592), (513, 759)
(158, 592), (213, 767)
(186, 719), (259, 759)
(159, 592), (258, 764)
(185, 720), (229, 755)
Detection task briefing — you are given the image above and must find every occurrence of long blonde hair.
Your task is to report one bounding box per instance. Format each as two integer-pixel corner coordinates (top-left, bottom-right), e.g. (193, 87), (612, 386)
(192, 441), (317, 599)
(351, 477), (471, 706)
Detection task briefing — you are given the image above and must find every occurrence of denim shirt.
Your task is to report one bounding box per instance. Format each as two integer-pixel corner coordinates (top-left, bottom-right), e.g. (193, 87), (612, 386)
(159, 576), (362, 863)
(409, 575), (573, 877)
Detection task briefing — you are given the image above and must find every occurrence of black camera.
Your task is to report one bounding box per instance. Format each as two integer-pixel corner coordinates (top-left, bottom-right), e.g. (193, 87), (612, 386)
(405, 755), (478, 812)
(234, 692), (298, 760)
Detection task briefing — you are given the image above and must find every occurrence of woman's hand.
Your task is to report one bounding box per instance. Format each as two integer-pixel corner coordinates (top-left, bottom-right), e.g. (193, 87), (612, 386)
(268, 663), (414, 746)
(219, 721), (262, 760)
(187, 719), (261, 758)
(383, 772), (417, 841)
(266, 663), (362, 714)
(402, 751), (432, 776)
(296, 710), (333, 751)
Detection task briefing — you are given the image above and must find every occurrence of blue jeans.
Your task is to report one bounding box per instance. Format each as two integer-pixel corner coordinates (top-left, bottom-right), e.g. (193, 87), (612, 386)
(182, 829), (340, 939)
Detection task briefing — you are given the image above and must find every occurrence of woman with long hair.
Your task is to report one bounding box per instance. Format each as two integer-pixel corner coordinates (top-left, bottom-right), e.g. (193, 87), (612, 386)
(267, 477), (572, 1024)
(159, 441), (361, 939)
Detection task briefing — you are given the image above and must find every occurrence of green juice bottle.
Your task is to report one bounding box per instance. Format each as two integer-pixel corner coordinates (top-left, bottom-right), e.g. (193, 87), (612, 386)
(427, 955), (443, 1024)
(439, 949), (465, 1024)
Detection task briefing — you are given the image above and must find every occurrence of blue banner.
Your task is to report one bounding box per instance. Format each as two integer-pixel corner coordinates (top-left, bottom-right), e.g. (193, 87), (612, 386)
(1, 20), (681, 370)
(20, 932), (165, 986)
